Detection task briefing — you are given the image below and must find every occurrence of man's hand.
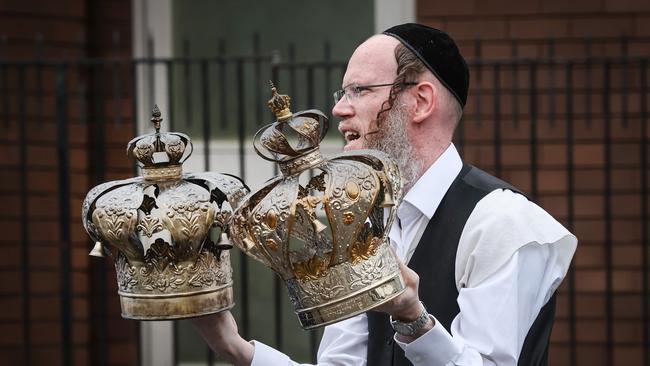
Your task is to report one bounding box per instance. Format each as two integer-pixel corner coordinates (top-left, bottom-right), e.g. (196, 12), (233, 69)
(374, 255), (434, 342)
(191, 310), (254, 366)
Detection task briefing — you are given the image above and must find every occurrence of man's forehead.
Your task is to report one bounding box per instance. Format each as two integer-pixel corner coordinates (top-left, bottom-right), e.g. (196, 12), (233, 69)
(343, 35), (399, 85)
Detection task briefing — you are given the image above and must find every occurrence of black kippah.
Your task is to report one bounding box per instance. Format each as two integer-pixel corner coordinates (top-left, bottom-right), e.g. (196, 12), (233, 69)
(383, 23), (469, 108)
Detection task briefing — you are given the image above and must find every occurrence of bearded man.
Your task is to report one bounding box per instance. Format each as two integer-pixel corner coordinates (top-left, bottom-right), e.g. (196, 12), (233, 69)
(193, 23), (577, 366)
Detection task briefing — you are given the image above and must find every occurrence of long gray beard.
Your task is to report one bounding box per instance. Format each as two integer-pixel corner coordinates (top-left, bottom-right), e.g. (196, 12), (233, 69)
(365, 104), (422, 191)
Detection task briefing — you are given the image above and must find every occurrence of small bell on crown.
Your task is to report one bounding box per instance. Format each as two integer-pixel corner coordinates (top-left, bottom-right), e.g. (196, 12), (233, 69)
(311, 219), (327, 233)
(381, 191), (395, 207)
(219, 232), (231, 245)
(89, 241), (105, 258)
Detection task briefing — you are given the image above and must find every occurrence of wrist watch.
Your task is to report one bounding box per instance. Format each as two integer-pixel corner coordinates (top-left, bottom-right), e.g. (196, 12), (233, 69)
(390, 302), (430, 337)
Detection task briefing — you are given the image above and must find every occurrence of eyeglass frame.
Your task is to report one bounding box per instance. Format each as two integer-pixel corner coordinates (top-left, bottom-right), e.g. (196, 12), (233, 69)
(332, 82), (418, 105)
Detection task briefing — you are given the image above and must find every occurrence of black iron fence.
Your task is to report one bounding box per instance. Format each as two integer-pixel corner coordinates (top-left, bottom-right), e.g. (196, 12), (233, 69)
(1, 35), (649, 366)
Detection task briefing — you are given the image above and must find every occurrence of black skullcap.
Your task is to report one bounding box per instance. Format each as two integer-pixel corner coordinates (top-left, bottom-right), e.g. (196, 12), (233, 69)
(383, 23), (469, 108)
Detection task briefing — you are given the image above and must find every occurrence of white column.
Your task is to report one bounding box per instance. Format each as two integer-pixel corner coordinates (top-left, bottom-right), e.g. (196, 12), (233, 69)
(374, 0), (416, 34)
(133, 0), (173, 135)
(139, 320), (175, 366)
(132, 1), (175, 365)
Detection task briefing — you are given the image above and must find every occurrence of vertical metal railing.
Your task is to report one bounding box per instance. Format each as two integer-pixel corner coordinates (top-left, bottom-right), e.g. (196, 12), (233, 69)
(528, 62), (539, 201)
(217, 39), (227, 131)
(253, 33), (263, 128)
(603, 60), (614, 366)
(201, 59), (211, 170)
(166, 58), (175, 131)
(474, 37), (482, 132)
(183, 39), (192, 129)
(90, 60), (109, 366)
(510, 39), (519, 130)
(547, 39), (556, 127)
(492, 64), (501, 177)
(112, 32), (123, 127)
(0, 36), (8, 128)
(565, 61), (578, 366)
(640, 60), (649, 366)
(585, 40), (593, 129)
(236, 58), (249, 342)
(17, 63), (31, 366)
(55, 63), (73, 366)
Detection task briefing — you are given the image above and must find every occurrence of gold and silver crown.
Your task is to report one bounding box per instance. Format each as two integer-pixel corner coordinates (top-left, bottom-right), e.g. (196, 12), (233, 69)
(82, 106), (248, 320)
(230, 85), (405, 329)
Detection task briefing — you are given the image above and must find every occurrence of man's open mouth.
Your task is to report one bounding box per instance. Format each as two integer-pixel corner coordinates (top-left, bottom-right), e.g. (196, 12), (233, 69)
(344, 131), (361, 142)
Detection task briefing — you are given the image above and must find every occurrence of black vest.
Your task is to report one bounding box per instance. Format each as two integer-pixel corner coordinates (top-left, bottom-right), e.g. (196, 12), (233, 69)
(367, 164), (556, 366)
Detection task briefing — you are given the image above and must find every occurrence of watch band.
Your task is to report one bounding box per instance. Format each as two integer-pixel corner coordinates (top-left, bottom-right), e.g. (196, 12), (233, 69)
(390, 301), (430, 337)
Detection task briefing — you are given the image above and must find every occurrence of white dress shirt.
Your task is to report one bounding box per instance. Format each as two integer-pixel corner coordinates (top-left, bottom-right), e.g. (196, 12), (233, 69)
(250, 143), (577, 366)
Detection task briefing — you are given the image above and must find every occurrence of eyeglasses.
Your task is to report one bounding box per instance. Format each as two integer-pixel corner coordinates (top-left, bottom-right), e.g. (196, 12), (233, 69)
(333, 82), (417, 104)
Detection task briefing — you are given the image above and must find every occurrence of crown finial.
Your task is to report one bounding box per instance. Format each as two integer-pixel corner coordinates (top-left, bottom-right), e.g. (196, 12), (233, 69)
(267, 81), (292, 121)
(151, 105), (163, 132)
(126, 103), (193, 181)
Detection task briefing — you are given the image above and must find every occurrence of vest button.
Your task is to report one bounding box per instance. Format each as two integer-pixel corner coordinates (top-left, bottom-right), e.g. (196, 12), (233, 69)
(386, 337), (394, 346)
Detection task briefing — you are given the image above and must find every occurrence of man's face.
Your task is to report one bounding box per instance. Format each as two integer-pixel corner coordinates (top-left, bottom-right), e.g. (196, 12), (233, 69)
(333, 36), (402, 151)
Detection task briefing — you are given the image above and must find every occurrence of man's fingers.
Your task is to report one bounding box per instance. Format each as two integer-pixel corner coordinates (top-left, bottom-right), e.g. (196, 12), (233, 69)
(387, 246), (421, 293)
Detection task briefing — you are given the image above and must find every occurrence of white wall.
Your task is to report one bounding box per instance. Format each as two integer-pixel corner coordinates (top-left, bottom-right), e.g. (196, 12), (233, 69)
(374, 0), (416, 33)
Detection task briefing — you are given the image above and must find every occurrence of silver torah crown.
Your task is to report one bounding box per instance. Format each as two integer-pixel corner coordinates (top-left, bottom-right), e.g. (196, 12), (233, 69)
(81, 106), (248, 320)
(229, 84), (405, 329)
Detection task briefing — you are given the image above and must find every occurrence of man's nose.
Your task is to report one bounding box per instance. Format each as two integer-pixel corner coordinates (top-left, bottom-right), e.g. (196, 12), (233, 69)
(332, 96), (353, 119)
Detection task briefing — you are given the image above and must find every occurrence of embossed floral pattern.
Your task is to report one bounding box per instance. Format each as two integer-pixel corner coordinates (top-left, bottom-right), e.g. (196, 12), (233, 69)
(116, 254), (138, 290)
(116, 242), (231, 294)
(137, 215), (163, 237)
(349, 256), (384, 288)
(300, 276), (345, 306)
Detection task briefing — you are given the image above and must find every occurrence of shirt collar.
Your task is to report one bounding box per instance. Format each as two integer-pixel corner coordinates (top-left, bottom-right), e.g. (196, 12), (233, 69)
(401, 143), (463, 220)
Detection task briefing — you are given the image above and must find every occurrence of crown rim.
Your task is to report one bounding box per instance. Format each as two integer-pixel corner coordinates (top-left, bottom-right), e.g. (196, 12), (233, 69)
(297, 275), (405, 329)
(142, 164), (183, 181)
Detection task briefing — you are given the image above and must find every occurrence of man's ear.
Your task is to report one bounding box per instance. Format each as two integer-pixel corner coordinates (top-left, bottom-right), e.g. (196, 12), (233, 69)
(412, 82), (436, 123)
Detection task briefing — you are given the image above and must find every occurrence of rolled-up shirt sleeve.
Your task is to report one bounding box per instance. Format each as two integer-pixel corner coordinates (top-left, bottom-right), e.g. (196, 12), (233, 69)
(251, 340), (295, 366)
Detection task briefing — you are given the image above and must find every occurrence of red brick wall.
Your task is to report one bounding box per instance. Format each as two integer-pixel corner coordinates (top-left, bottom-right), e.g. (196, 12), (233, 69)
(0, 0), (137, 365)
(418, 0), (650, 365)
(419, 0), (650, 58)
(0, 0), (86, 59)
